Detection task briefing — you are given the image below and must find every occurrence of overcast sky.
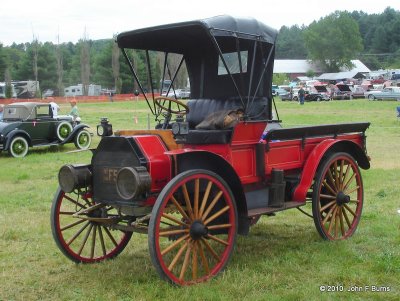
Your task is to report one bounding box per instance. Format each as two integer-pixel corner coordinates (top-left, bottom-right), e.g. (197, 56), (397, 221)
(1, 0), (399, 46)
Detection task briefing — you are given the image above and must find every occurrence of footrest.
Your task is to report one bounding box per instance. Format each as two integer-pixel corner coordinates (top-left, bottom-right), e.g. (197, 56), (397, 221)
(247, 201), (305, 217)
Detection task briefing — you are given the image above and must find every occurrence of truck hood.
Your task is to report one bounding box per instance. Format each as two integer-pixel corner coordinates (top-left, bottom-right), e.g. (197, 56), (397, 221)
(336, 84), (352, 92)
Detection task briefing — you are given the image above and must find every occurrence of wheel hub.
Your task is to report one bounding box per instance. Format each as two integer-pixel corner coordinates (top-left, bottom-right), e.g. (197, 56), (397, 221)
(336, 191), (350, 205)
(190, 220), (208, 240)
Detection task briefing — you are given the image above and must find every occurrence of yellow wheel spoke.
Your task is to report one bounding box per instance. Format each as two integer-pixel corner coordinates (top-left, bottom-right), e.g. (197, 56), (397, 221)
(201, 191), (223, 222)
(182, 184), (194, 221)
(207, 234), (229, 246)
(204, 206), (230, 225)
(341, 164), (351, 191)
(327, 206), (338, 235)
(322, 180), (337, 196)
(98, 226), (107, 256)
(320, 200), (336, 213)
(61, 219), (86, 231)
(192, 241), (198, 280)
(320, 194), (336, 200)
(179, 241), (192, 280)
(198, 240), (210, 274)
(159, 228), (189, 237)
(326, 171), (337, 193)
(90, 225), (97, 259)
(103, 227), (118, 247)
(199, 181), (212, 218)
(342, 207), (352, 228)
(339, 207), (345, 237)
(194, 179), (200, 219)
(201, 238), (221, 261)
(334, 161), (339, 190)
(168, 240), (189, 271)
(161, 234), (190, 256)
(343, 173), (356, 192)
(344, 186), (360, 195)
(170, 195), (190, 222)
(339, 160), (344, 188)
(78, 223), (93, 256)
(161, 213), (188, 227)
(207, 224), (232, 230)
(67, 221), (90, 246)
(322, 204), (337, 225)
(343, 204), (356, 217)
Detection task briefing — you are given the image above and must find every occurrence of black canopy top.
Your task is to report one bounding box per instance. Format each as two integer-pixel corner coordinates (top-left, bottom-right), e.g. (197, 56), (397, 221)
(117, 15), (278, 53)
(117, 16), (278, 120)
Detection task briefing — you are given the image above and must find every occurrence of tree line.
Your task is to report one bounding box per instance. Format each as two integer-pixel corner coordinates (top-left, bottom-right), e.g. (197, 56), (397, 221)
(0, 7), (399, 97)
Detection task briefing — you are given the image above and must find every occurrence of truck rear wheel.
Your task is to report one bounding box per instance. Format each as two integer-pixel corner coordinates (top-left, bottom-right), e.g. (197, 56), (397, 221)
(148, 170), (237, 285)
(312, 152), (363, 240)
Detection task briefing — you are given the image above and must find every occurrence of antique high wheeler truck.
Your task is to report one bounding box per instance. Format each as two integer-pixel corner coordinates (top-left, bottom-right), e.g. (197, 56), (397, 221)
(51, 16), (370, 285)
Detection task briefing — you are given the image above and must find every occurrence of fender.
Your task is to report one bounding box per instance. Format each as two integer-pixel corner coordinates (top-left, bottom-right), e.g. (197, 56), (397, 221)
(166, 149), (249, 235)
(5, 129), (32, 150)
(61, 124), (90, 145)
(293, 139), (370, 202)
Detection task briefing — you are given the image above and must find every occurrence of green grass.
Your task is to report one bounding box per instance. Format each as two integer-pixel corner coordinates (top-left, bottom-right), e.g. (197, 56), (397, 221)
(1, 99), (399, 300)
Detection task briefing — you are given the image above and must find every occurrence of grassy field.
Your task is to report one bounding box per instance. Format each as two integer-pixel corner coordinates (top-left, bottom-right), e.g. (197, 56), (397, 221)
(0, 98), (399, 300)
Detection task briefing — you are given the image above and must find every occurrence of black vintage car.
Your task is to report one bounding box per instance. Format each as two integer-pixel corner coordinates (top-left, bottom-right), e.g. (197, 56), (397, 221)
(0, 102), (92, 157)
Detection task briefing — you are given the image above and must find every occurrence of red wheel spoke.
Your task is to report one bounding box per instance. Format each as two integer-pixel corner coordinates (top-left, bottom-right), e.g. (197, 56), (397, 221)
(182, 184), (195, 221)
(78, 224), (93, 256)
(61, 219), (86, 231)
(206, 234), (229, 246)
(161, 213), (188, 227)
(161, 234), (190, 256)
(320, 200), (336, 213)
(168, 240), (189, 271)
(204, 205), (230, 225)
(67, 221), (90, 245)
(198, 181), (212, 218)
(201, 191), (223, 222)
(201, 238), (221, 261)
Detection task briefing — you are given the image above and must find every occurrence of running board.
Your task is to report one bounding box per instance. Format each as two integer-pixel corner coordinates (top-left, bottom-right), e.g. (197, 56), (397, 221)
(248, 201), (305, 217)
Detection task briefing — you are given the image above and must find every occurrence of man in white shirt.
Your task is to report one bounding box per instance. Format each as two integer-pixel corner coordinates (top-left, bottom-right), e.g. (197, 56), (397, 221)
(50, 102), (59, 118)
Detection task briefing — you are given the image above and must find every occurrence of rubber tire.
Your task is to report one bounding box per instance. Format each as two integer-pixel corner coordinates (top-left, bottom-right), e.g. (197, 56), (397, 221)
(8, 136), (29, 158)
(57, 121), (73, 141)
(74, 129), (92, 149)
(148, 169), (238, 285)
(50, 187), (132, 263)
(311, 152), (363, 240)
(368, 94), (375, 101)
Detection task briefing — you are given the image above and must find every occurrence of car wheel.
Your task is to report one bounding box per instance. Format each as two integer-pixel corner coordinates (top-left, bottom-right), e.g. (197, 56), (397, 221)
(368, 94), (376, 101)
(316, 97), (321, 101)
(8, 136), (29, 158)
(57, 122), (73, 141)
(74, 129), (92, 149)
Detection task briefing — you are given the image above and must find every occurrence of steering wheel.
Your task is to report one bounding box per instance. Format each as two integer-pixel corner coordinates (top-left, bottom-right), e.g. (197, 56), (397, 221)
(154, 96), (189, 115)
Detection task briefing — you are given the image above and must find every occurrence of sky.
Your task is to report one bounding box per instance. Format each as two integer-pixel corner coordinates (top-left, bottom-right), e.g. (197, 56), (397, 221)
(1, 0), (399, 46)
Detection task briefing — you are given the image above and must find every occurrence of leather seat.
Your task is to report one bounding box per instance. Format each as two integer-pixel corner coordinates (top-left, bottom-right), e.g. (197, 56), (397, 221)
(184, 98), (268, 144)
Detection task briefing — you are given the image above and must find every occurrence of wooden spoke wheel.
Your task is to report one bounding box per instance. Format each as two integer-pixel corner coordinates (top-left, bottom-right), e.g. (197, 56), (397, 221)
(148, 170), (237, 285)
(154, 96), (189, 115)
(312, 152), (363, 240)
(51, 188), (132, 263)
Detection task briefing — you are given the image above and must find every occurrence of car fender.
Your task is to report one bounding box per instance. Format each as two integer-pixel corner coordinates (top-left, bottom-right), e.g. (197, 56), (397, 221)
(166, 149), (249, 235)
(60, 124), (90, 145)
(4, 129), (32, 150)
(293, 139), (370, 202)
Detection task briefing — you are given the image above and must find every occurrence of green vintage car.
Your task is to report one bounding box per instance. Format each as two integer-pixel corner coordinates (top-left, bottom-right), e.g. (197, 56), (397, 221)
(0, 102), (92, 157)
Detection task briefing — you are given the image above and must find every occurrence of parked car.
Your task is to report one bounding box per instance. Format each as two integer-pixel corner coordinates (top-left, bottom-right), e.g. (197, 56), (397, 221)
(350, 86), (367, 99)
(161, 88), (191, 99)
(364, 87), (400, 101)
(332, 84), (352, 100)
(304, 89), (330, 101)
(0, 102), (92, 157)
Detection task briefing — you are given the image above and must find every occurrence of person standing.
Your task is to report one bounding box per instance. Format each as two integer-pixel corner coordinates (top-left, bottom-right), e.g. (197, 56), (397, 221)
(69, 100), (80, 123)
(49, 101), (59, 118)
(0, 104), (4, 120)
(298, 86), (305, 105)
